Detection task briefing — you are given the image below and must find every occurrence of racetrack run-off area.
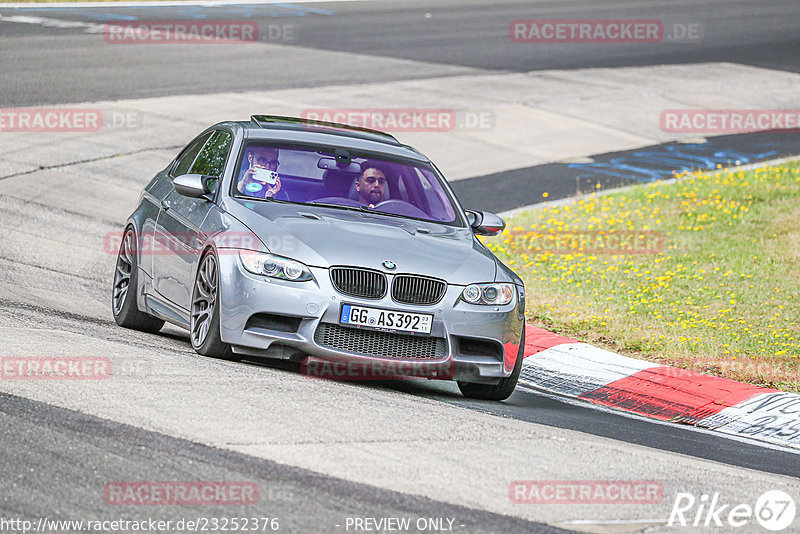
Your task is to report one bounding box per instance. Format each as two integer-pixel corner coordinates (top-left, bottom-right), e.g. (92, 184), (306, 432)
(522, 324), (800, 450)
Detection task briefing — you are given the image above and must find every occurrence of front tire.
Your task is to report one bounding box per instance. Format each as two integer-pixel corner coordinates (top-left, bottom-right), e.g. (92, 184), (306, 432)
(112, 226), (165, 333)
(190, 251), (238, 361)
(457, 327), (524, 401)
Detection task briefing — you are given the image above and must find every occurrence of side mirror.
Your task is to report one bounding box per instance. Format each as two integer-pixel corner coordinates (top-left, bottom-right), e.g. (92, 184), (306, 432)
(173, 174), (212, 199)
(466, 210), (505, 236)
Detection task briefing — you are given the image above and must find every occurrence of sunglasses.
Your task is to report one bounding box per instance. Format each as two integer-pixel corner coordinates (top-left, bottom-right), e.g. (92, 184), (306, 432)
(254, 156), (280, 168)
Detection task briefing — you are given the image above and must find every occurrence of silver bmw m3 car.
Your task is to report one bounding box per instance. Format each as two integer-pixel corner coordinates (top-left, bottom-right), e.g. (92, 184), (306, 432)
(112, 115), (526, 400)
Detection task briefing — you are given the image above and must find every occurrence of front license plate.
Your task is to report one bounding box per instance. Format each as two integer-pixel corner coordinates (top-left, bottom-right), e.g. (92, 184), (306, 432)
(340, 304), (433, 335)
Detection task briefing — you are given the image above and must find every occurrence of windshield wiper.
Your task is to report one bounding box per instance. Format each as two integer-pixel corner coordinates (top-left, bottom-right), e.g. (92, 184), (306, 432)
(310, 201), (421, 221)
(310, 201), (368, 212)
(235, 194), (278, 203)
(361, 207), (405, 219)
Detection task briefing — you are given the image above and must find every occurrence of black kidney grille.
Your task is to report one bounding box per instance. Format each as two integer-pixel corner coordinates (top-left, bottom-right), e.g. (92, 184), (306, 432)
(314, 323), (447, 360)
(392, 275), (447, 305)
(330, 267), (387, 299)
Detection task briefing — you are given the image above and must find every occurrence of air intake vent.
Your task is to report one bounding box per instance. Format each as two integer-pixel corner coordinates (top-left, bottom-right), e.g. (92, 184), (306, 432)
(244, 313), (302, 333)
(392, 275), (447, 305)
(330, 267), (387, 299)
(314, 323), (447, 360)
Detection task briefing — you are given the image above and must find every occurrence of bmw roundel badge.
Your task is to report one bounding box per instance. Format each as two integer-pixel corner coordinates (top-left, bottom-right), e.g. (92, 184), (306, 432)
(383, 260), (396, 270)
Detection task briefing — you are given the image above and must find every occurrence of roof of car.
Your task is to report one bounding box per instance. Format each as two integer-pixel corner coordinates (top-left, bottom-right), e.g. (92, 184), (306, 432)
(235, 115), (429, 162)
(251, 115), (399, 144)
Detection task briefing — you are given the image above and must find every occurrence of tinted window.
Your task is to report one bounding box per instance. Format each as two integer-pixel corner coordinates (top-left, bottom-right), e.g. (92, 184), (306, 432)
(172, 132), (212, 177)
(232, 142), (463, 225)
(417, 168), (456, 222)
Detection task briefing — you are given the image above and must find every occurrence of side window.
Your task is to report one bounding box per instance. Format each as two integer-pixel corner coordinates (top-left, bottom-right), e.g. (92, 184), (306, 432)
(191, 131), (232, 178)
(190, 131), (233, 194)
(172, 132), (212, 178)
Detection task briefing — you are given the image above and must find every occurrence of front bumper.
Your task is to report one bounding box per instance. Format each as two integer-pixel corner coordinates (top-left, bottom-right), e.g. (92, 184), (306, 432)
(217, 253), (524, 383)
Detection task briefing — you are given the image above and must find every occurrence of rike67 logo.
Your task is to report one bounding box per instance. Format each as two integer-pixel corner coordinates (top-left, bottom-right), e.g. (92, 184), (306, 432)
(669, 490), (796, 531)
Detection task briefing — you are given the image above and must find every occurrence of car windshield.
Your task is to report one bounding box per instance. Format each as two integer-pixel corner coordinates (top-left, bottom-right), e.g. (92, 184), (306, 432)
(231, 142), (461, 225)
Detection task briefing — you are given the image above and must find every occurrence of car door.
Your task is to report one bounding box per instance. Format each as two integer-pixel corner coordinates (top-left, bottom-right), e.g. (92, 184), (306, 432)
(141, 132), (211, 280)
(152, 130), (232, 311)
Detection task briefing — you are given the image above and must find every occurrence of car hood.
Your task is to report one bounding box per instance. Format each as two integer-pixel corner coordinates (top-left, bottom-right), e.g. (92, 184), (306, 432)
(223, 200), (498, 285)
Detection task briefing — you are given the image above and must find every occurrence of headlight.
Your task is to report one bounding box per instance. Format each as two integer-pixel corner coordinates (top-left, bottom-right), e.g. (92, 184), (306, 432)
(238, 250), (313, 281)
(461, 283), (515, 305)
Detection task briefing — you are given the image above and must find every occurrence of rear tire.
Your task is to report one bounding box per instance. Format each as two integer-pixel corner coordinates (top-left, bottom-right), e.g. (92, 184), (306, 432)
(190, 251), (239, 361)
(112, 226), (165, 333)
(457, 327), (524, 401)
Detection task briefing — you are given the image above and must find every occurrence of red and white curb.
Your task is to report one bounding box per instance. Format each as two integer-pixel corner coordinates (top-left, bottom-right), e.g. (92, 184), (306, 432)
(520, 325), (800, 450)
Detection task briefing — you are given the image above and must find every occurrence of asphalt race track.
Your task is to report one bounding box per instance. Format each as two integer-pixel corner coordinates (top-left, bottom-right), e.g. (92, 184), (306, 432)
(1, 0), (799, 105)
(0, 392), (566, 533)
(1, 1), (799, 533)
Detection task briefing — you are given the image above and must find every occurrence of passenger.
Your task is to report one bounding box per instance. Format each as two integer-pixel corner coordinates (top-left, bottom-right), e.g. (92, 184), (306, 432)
(238, 146), (284, 199)
(355, 161), (388, 208)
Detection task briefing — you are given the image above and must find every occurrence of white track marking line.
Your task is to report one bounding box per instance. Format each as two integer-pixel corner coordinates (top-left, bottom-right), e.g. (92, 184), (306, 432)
(0, 0), (365, 8)
(0, 14), (106, 32)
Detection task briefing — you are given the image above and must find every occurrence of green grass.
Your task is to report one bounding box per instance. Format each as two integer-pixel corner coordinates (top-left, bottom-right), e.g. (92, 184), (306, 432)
(484, 160), (800, 391)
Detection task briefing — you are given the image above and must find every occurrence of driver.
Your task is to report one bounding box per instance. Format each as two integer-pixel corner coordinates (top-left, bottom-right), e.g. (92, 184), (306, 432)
(355, 161), (388, 208)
